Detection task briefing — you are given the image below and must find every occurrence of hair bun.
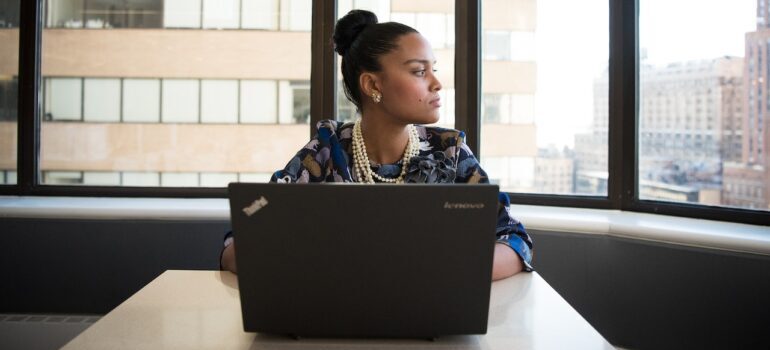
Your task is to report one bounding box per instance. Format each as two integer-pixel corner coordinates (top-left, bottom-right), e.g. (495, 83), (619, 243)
(333, 10), (378, 56)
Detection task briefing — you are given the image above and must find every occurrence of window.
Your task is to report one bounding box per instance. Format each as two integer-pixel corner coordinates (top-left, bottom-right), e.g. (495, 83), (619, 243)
(123, 79), (160, 123)
(641, 0), (766, 212)
(5, 0), (766, 224)
(241, 0), (279, 30)
(162, 79), (200, 123)
(164, 0), (202, 29)
(481, 0), (608, 196)
(46, 0), (163, 29)
(240, 80), (278, 124)
(45, 78), (82, 121)
(84, 78), (121, 122)
(0, 0), (18, 185)
(39, 1), (311, 187)
(201, 80), (238, 124)
(202, 0), (240, 29)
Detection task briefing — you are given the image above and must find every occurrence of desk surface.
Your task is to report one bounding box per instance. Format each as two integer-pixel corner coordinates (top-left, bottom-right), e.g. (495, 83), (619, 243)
(62, 270), (614, 349)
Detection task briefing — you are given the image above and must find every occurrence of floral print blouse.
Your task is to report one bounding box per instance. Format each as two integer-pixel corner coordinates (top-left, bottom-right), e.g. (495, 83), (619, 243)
(268, 120), (533, 271)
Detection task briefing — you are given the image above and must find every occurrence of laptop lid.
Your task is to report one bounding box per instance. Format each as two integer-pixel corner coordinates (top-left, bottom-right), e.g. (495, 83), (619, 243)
(228, 183), (499, 338)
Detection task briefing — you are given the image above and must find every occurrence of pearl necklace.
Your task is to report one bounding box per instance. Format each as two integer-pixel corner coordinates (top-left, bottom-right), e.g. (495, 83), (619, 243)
(352, 118), (420, 184)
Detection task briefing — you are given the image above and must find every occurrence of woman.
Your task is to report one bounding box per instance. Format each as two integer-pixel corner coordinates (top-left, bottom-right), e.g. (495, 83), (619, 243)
(221, 9), (533, 280)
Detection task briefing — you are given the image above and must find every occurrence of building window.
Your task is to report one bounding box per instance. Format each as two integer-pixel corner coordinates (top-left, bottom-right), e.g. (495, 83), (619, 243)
(45, 78), (82, 121)
(241, 0), (279, 30)
(241, 80), (278, 124)
(123, 79), (161, 123)
(84, 78), (121, 122)
(164, 0), (202, 28)
(202, 0), (240, 29)
(161, 79), (200, 123)
(201, 80), (239, 124)
(46, 0), (163, 29)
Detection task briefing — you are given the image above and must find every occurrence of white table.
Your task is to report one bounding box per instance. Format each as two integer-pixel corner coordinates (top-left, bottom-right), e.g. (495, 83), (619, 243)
(62, 270), (614, 349)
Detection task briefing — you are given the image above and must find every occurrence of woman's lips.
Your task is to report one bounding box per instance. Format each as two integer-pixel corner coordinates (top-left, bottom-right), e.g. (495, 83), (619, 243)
(429, 96), (442, 108)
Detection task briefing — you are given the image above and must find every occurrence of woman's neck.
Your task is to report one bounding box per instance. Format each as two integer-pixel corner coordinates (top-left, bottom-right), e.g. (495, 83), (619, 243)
(359, 113), (410, 165)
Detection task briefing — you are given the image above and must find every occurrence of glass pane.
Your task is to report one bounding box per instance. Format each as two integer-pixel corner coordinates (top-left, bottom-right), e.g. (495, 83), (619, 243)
(47, 0), (163, 29)
(41, 0), (312, 187)
(123, 79), (160, 123)
(202, 0), (240, 29)
(481, 0), (609, 195)
(336, 0), (455, 127)
(241, 0), (278, 30)
(84, 78), (121, 122)
(241, 80), (278, 123)
(640, 0), (767, 211)
(201, 80), (238, 124)
(0, 0), (19, 185)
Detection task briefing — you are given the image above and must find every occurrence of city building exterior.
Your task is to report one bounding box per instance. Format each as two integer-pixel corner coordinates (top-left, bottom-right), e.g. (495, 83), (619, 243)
(578, 57), (744, 205)
(723, 0), (770, 210)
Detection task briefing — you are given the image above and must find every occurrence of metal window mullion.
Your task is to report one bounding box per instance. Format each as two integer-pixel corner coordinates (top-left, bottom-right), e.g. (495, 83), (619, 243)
(455, 0), (481, 156)
(608, 0), (639, 210)
(17, 0), (43, 194)
(310, 0), (336, 137)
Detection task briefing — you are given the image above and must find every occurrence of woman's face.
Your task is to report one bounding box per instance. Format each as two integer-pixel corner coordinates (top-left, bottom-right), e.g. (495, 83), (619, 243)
(371, 33), (442, 125)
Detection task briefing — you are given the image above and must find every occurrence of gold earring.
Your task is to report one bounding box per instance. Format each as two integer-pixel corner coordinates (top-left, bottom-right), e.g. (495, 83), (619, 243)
(371, 91), (382, 103)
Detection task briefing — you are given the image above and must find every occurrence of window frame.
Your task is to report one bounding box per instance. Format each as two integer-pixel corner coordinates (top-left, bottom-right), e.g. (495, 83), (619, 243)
(2, 0), (768, 225)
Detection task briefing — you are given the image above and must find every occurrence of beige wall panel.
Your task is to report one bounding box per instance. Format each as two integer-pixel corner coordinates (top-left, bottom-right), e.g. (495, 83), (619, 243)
(0, 29), (19, 77)
(0, 122), (17, 169)
(40, 123), (308, 173)
(481, 123), (537, 157)
(483, 0), (536, 31)
(482, 61), (536, 94)
(391, 0), (454, 13)
(42, 30), (311, 80)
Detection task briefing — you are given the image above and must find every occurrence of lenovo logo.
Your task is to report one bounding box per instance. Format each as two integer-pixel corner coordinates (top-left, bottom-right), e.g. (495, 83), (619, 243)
(443, 202), (485, 209)
(243, 196), (268, 216)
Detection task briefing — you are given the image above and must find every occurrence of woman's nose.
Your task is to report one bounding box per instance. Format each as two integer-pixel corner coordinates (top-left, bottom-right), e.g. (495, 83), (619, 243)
(430, 72), (442, 92)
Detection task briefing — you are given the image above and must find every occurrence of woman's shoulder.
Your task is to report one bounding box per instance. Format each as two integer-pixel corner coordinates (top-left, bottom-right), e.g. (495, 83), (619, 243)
(315, 119), (355, 140)
(416, 124), (466, 150)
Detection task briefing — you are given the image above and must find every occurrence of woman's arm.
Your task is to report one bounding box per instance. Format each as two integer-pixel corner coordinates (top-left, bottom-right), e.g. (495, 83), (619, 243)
(221, 242), (237, 274)
(492, 242), (523, 280)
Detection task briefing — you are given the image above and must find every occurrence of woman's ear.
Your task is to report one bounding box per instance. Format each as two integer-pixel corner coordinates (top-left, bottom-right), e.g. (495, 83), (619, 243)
(359, 72), (381, 98)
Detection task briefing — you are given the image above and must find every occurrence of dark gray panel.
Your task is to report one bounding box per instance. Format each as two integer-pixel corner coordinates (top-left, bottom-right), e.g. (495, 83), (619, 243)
(2, 219), (770, 349)
(530, 230), (770, 350)
(0, 218), (229, 314)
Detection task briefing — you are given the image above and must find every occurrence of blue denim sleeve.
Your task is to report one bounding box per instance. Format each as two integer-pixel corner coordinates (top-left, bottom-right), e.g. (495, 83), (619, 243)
(495, 192), (534, 272)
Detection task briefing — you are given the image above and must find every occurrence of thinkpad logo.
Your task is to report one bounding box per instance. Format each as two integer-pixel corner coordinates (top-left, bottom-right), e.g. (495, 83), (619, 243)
(443, 202), (485, 209)
(243, 196), (268, 216)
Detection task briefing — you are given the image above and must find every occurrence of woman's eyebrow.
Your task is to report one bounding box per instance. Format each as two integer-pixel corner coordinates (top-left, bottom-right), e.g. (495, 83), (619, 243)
(402, 59), (437, 65)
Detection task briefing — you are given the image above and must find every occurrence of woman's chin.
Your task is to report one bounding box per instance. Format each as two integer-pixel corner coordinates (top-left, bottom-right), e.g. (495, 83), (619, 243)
(421, 113), (441, 125)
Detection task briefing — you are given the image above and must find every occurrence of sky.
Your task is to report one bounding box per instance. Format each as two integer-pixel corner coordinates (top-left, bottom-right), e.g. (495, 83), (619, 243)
(533, 0), (757, 148)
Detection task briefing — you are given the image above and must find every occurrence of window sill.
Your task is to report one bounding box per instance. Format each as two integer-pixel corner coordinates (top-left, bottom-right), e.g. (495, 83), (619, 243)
(1, 196), (768, 256)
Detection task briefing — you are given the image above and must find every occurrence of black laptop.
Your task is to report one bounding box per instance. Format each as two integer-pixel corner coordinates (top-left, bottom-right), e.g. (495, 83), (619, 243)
(228, 182), (499, 339)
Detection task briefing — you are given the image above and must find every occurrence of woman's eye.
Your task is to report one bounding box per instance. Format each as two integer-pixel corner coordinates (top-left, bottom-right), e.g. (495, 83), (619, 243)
(414, 70), (426, 76)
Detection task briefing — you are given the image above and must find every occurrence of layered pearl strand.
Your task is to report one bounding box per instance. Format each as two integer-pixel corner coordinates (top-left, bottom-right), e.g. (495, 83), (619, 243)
(352, 118), (420, 184)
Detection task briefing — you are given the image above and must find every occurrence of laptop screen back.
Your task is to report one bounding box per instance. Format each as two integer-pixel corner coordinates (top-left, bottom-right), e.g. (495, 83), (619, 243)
(228, 183), (499, 338)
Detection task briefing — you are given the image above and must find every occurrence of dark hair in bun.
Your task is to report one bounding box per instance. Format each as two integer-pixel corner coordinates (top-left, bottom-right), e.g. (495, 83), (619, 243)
(333, 9), (418, 110)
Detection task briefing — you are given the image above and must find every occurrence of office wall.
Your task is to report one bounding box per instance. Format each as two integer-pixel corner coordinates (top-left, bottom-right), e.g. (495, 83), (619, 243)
(0, 218), (769, 349)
